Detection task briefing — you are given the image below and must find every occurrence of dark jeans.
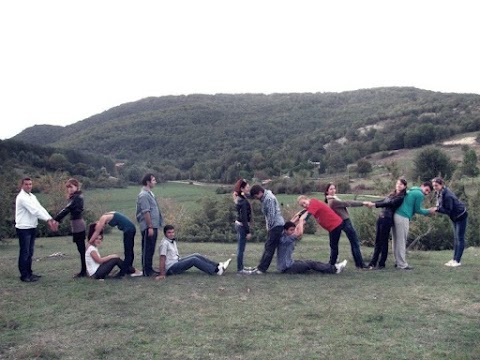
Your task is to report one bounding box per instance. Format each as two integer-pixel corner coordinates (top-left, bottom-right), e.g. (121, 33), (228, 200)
(141, 228), (158, 276)
(369, 216), (393, 268)
(342, 219), (365, 268)
(284, 260), (336, 274)
(329, 224), (343, 266)
(257, 225), (284, 272)
(121, 230), (136, 275)
(93, 258), (124, 279)
(73, 231), (86, 275)
(235, 223), (247, 271)
(167, 253), (218, 275)
(453, 213), (468, 263)
(16, 228), (36, 280)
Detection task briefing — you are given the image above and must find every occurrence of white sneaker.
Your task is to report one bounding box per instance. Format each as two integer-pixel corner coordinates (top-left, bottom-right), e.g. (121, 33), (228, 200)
(130, 270), (143, 277)
(217, 258), (232, 275)
(335, 260), (347, 274)
(444, 260), (454, 266)
(450, 260), (461, 267)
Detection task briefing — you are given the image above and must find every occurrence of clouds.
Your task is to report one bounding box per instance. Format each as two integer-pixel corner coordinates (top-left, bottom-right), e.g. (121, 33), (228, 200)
(1, 0), (479, 139)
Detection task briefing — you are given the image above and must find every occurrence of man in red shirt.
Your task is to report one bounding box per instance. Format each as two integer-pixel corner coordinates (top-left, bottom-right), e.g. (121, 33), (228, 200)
(296, 195), (344, 266)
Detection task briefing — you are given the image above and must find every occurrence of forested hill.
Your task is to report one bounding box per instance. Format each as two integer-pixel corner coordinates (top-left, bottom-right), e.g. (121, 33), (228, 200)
(13, 87), (480, 182)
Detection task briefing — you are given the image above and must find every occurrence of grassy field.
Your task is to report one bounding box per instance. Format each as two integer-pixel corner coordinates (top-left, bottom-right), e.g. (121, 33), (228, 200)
(1, 233), (479, 360)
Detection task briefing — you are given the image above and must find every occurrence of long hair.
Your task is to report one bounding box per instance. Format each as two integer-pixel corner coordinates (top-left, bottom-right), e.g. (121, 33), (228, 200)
(324, 183), (334, 203)
(234, 179), (248, 195)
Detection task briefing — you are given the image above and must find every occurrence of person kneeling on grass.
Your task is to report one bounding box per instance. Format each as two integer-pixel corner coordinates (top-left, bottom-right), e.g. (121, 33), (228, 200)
(155, 225), (231, 280)
(277, 212), (347, 275)
(85, 223), (125, 280)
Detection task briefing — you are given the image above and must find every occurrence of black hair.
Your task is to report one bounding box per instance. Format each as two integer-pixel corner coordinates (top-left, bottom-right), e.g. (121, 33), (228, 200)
(250, 184), (264, 197)
(324, 182), (334, 203)
(163, 224), (175, 235)
(141, 173), (155, 186)
(284, 221), (296, 230)
(422, 180), (433, 191)
(87, 222), (103, 241)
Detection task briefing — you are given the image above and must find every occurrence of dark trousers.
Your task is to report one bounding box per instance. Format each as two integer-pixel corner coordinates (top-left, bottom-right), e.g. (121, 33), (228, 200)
(342, 219), (365, 268)
(121, 230), (136, 275)
(93, 258), (124, 279)
(329, 224), (344, 266)
(284, 260), (336, 274)
(73, 231), (87, 275)
(141, 228), (158, 276)
(257, 225), (284, 272)
(16, 228), (36, 280)
(369, 216), (393, 268)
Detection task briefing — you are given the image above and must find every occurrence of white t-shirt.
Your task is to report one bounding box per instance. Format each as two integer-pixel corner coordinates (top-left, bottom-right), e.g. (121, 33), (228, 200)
(158, 237), (179, 271)
(85, 246), (100, 276)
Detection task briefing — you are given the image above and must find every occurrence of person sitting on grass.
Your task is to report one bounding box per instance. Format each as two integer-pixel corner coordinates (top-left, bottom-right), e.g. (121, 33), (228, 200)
(88, 211), (142, 277)
(277, 212), (347, 274)
(85, 223), (125, 280)
(155, 225), (231, 280)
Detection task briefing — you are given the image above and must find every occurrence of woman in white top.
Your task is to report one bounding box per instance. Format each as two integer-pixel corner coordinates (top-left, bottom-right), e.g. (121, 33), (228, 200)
(85, 223), (125, 280)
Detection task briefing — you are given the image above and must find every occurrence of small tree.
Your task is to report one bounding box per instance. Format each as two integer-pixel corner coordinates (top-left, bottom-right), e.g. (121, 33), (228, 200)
(461, 147), (479, 177)
(412, 147), (455, 181)
(357, 159), (373, 177)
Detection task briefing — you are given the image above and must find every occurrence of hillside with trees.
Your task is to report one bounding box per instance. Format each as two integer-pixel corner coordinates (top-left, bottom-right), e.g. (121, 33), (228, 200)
(12, 87), (480, 183)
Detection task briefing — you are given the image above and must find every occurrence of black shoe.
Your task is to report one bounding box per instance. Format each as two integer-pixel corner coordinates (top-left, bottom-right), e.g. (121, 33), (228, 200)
(377, 265), (385, 270)
(144, 270), (160, 277)
(31, 273), (42, 278)
(74, 272), (87, 278)
(20, 276), (38, 283)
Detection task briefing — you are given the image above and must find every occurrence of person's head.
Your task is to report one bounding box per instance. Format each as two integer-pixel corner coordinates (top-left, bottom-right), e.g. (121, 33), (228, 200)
(284, 221), (296, 236)
(141, 173), (157, 188)
(395, 178), (408, 194)
(88, 222), (103, 245)
(324, 183), (336, 202)
(66, 178), (80, 195)
(163, 224), (175, 239)
(234, 179), (250, 196)
(21, 177), (33, 193)
(250, 185), (265, 199)
(431, 177), (445, 192)
(420, 181), (433, 195)
(297, 195), (310, 209)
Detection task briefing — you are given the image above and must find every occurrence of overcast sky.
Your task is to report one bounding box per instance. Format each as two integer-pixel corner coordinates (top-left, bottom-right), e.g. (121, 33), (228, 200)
(1, 0), (479, 140)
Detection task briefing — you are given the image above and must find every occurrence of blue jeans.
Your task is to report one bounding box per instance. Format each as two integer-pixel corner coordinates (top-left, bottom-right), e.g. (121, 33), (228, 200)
(167, 254), (218, 275)
(342, 219), (365, 268)
(16, 228), (36, 280)
(235, 223), (247, 271)
(453, 213), (467, 263)
(141, 228), (158, 276)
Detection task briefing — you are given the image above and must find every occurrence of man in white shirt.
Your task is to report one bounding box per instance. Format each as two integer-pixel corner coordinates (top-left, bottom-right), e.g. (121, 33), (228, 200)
(15, 177), (58, 282)
(155, 225), (231, 280)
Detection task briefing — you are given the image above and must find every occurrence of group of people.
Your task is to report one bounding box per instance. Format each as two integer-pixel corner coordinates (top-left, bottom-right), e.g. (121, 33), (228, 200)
(14, 173), (467, 283)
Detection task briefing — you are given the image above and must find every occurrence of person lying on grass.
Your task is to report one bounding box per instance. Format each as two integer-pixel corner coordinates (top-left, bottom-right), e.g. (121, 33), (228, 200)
(85, 222), (125, 280)
(155, 224), (231, 280)
(277, 211), (347, 274)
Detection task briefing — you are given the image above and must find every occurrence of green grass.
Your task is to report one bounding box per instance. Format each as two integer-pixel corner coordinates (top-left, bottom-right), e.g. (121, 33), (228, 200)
(1, 234), (479, 360)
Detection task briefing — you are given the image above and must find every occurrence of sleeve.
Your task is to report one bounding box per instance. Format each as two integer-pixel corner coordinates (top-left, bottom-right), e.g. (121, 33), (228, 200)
(54, 199), (73, 222)
(159, 241), (168, 256)
(375, 195), (404, 209)
(239, 201), (251, 233)
(263, 197), (277, 229)
(329, 198), (363, 208)
(138, 194), (151, 214)
(436, 194), (453, 216)
(25, 196), (52, 221)
(413, 193), (430, 216)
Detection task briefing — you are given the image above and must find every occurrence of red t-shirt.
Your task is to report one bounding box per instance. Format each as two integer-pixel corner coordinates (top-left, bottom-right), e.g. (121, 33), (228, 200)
(307, 198), (343, 232)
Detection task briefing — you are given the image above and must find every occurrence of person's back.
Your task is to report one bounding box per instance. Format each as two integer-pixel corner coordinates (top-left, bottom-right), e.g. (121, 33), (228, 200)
(307, 198), (343, 231)
(395, 187), (429, 220)
(277, 233), (296, 272)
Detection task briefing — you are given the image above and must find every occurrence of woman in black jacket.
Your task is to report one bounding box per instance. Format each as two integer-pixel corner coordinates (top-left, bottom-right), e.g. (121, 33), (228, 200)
(233, 179), (252, 274)
(367, 178), (407, 269)
(431, 177), (468, 267)
(54, 178), (87, 277)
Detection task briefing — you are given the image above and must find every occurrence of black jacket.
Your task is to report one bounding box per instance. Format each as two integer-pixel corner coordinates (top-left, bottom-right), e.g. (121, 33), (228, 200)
(436, 187), (467, 222)
(235, 196), (252, 234)
(374, 192), (406, 219)
(54, 191), (84, 222)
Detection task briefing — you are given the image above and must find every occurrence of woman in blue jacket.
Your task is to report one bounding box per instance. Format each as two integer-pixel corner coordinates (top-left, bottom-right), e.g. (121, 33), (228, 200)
(431, 178), (468, 267)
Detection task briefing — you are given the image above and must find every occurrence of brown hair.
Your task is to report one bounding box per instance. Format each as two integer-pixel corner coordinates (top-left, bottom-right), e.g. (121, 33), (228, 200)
(234, 179), (248, 194)
(66, 178), (80, 190)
